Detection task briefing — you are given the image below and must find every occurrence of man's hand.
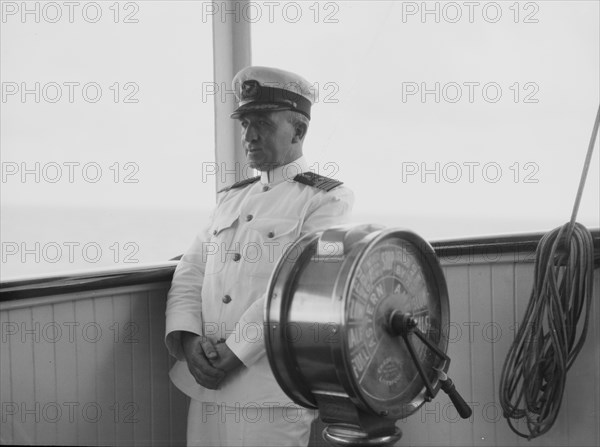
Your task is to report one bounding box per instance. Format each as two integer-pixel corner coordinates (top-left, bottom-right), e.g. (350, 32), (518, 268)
(210, 341), (243, 373)
(181, 332), (225, 389)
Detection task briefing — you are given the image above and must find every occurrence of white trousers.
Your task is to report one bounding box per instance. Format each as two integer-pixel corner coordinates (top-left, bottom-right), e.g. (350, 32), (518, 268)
(186, 400), (316, 447)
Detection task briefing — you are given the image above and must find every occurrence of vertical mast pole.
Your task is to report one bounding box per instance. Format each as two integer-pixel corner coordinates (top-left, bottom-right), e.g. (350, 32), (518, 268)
(212, 1), (252, 196)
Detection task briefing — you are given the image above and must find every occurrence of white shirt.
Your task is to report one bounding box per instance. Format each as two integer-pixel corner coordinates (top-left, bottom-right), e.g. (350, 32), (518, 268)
(165, 156), (354, 405)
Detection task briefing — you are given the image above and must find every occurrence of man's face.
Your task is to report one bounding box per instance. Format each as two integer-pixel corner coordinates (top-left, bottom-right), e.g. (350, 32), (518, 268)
(239, 111), (298, 171)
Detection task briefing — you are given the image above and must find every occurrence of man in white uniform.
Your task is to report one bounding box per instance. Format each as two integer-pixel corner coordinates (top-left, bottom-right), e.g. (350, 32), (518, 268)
(165, 66), (354, 446)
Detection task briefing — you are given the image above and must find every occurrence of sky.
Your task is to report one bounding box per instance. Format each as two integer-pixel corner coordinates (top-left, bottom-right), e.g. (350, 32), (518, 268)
(1, 1), (599, 276)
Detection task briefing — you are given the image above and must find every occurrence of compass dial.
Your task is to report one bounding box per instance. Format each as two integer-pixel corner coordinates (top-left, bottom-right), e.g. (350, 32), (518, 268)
(342, 237), (445, 417)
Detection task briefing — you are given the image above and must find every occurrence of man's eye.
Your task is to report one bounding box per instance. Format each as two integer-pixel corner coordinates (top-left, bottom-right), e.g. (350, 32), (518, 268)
(241, 121), (249, 128)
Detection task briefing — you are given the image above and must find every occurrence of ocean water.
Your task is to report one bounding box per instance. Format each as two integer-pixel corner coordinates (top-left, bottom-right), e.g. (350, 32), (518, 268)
(0, 204), (585, 280)
(0, 205), (210, 280)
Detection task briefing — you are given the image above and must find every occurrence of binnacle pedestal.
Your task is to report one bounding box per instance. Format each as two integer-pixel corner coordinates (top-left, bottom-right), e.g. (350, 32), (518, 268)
(264, 224), (471, 447)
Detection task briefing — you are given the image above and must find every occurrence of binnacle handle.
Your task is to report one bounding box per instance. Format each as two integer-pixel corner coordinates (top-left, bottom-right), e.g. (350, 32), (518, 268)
(436, 369), (472, 419)
(388, 310), (472, 419)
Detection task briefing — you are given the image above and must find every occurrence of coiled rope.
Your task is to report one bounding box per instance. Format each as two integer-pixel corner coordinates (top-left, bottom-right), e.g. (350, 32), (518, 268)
(499, 105), (600, 439)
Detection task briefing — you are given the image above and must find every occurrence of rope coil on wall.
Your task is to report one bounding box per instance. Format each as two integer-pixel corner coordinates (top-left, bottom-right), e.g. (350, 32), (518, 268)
(499, 106), (600, 439)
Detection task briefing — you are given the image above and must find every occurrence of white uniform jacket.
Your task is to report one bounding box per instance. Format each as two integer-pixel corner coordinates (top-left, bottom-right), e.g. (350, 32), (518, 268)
(165, 156), (354, 406)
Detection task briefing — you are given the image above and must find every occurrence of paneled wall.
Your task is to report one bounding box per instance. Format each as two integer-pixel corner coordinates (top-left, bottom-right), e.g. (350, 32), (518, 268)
(0, 283), (188, 446)
(1, 254), (599, 446)
(394, 258), (599, 447)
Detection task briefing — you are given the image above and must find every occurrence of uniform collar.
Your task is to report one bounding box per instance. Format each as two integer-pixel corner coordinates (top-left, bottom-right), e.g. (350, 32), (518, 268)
(259, 156), (308, 185)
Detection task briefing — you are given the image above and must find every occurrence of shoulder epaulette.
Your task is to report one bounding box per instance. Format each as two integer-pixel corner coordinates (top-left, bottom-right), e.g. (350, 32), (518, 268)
(218, 176), (260, 193)
(293, 172), (343, 192)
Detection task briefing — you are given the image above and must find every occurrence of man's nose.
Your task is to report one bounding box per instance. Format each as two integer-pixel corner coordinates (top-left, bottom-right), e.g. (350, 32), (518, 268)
(243, 124), (258, 142)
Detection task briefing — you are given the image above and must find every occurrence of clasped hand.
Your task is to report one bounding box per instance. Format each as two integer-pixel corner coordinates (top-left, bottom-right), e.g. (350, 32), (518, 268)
(181, 332), (242, 389)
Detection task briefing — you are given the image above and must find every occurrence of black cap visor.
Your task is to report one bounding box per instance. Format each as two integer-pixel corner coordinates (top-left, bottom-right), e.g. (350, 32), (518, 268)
(230, 84), (311, 120)
(230, 102), (293, 119)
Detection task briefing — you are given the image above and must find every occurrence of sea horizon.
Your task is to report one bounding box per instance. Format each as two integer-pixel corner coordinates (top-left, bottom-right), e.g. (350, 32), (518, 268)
(1, 203), (589, 280)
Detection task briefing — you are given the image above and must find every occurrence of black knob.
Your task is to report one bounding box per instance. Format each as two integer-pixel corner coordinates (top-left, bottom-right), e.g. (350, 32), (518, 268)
(440, 377), (472, 419)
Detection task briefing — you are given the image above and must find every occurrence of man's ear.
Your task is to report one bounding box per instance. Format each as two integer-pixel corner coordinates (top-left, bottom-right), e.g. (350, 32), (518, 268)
(291, 122), (308, 143)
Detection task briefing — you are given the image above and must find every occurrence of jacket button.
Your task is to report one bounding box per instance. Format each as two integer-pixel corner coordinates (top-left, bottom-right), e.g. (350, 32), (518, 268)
(233, 253), (241, 261)
(212, 229), (217, 235)
(222, 295), (232, 304)
(267, 231), (275, 238)
(262, 185), (270, 192)
(246, 214), (253, 221)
